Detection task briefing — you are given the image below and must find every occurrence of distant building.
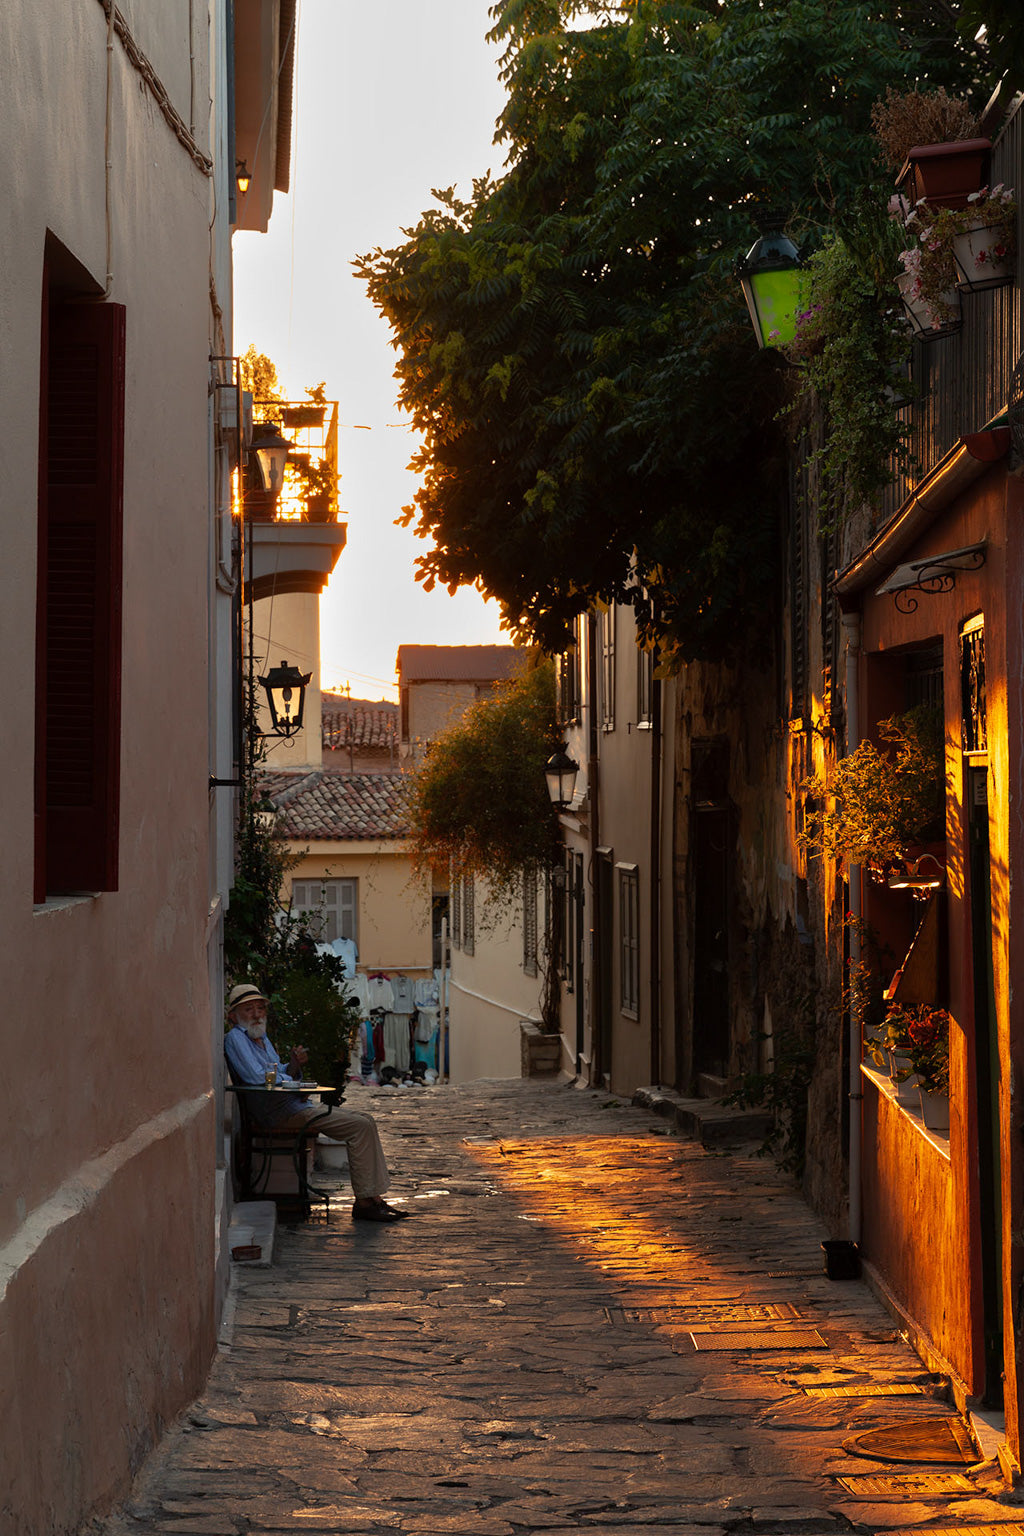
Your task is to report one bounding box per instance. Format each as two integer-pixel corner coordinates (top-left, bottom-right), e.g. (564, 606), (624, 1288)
(321, 692), (400, 775)
(397, 644), (526, 756)
(261, 768), (433, 976)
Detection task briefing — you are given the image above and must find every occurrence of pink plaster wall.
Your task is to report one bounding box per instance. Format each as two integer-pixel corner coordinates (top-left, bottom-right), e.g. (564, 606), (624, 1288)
(0, 1106), (215, 1532)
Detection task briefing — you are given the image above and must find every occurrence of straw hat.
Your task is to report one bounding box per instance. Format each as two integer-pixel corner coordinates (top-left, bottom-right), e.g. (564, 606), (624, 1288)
(226, 982), (268, 1014)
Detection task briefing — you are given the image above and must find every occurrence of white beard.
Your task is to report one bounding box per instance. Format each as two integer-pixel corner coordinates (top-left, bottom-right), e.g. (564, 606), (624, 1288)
(244, 1021), (268, 1041)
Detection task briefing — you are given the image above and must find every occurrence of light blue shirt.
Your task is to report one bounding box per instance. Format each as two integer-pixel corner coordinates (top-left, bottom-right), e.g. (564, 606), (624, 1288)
(224, 1025), (307, 1125)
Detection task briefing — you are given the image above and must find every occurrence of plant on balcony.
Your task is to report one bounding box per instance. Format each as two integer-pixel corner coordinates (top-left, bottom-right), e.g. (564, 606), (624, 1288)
(897, 184), (1016, 319)
(943, 184), (1016, 285)
(871, 86), (980, 173)
(802, 705), (945, 881)
(784, 203), (913, 528)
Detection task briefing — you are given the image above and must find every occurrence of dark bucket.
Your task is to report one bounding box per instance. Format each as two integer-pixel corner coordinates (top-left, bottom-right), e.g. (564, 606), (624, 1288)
(822, 1239), (861, 1281)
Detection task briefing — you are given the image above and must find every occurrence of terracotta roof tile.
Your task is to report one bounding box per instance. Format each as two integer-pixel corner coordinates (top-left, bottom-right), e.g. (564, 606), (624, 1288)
(320, 699), (399, 751)
(260, 769), (410, 842)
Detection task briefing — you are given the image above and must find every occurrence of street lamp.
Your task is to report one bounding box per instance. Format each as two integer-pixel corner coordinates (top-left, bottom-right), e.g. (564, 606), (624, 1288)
(235, 159), (251, 195)
(545, 746), (580, 809)
(258, 659), (312, 739)
(250, 422), (293, 498)
(739, 222), (804, 349)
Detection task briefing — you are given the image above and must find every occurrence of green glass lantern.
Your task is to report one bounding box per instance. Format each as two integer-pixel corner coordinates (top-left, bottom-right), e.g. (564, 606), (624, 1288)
(739, 226), (804, 349)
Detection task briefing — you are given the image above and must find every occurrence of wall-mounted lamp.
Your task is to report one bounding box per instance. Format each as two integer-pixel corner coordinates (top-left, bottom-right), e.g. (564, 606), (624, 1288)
(258, 660), (312, 739)
(250, 422), (293, 498)
(235, 159), (251, 195)
(738, 220), (804, 349)
(544, 746), (580, 810)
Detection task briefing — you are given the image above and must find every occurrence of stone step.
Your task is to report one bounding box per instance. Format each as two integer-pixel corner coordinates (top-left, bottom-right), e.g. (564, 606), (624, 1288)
(633, 1084), (774, 1147)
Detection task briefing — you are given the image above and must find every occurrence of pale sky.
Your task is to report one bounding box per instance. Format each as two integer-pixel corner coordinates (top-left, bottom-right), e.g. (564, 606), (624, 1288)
(233, 1), (510, 703)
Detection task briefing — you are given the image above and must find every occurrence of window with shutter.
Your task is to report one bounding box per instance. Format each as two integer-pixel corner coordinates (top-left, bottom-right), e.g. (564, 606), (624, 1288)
(522, 868), (538, 976)
(619, 866), (640, 1016)
(600, 607), (616, 731)
(462, 875), (475, 956)
(451, 873), (461, 950)
(35, 292), (126, 899)
(291, 878), (358, 943)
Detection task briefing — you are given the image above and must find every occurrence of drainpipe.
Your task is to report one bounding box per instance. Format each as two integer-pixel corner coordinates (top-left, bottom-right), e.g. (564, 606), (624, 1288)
(842, 610), (863, 1245)
(649, 671), (663, 1086)
(586, 619), (601, 1083)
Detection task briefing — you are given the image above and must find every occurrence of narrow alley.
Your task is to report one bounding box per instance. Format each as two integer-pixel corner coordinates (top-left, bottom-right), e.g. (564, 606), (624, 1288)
(95, 1081), (1019, 1535)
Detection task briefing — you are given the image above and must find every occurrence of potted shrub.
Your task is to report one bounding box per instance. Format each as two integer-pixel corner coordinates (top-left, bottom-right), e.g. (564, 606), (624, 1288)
(872, 87), (989, 210)
(802, 706), (945, 885)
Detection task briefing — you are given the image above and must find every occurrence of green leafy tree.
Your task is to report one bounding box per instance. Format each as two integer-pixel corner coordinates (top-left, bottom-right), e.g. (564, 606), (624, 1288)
(357, 0), (978, 665)
(409, 658), (560, 902)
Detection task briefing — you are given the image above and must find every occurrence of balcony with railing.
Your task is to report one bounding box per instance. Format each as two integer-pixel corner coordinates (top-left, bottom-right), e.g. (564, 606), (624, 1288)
(244, 399), (347, 601)
(882, 95), (1023, 520)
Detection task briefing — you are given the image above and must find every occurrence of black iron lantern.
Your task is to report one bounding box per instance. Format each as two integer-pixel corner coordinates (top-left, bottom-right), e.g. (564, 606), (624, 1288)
(258, 659), (312, 738)
(738, 223), (804, 349)
(544, 747), (579, 809)
(250, 422), (293, 498)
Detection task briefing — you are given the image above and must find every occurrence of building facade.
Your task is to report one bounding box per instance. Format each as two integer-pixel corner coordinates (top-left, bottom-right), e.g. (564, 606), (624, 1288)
(1, 2), (296, 1528)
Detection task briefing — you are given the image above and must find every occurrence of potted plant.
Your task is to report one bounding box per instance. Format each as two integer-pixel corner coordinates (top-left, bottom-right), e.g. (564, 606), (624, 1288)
(802, 706), (945, 885)
(872, 87), (989, 211)
(948, 185), (1017, 290)
(896, 239), (961, 338)
(871, 1004), (917, 1100)
(902, 1003), (950, 1131)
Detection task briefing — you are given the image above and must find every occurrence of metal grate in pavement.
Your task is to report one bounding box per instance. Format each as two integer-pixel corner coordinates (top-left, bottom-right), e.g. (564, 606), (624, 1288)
(876, 1529), (1024, 1536)
(687, 1328), (828, 1351)
(619, 1302), (801, 1324)
(838, 1472), (975, 1495)
(804, 1382), (925, 1398)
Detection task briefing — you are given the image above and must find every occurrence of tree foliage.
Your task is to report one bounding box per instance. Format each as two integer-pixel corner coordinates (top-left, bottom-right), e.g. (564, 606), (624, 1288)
(802, 706), (945, 879)
(357, 0), (978, 665)
(408, 658), (560, 900)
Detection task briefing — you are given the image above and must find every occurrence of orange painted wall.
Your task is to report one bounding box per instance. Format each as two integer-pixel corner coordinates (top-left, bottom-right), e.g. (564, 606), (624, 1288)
(857, 461), (1017, 1441)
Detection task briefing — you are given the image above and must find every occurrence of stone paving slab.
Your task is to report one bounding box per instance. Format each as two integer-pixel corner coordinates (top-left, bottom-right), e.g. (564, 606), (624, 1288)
(88, 1079), (1020, 1535)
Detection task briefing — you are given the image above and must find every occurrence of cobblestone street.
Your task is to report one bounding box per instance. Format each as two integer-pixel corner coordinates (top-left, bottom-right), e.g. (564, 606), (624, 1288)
(95, 1080), (1019, 1535)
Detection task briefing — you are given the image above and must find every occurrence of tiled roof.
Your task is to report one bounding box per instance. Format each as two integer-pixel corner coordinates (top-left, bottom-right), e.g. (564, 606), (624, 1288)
(260, 769), (411, 842)
(320, 696), (399, 752)
(396, 644), (527, 683)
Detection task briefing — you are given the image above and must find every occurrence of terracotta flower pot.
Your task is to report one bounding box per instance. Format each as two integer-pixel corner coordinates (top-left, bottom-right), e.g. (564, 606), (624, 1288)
(897, 139), (992, 211)
(952, 224), (1015, 292)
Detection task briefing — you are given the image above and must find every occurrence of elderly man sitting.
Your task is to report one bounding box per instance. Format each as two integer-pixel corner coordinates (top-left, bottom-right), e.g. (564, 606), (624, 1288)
(225, 982), (409, 1222)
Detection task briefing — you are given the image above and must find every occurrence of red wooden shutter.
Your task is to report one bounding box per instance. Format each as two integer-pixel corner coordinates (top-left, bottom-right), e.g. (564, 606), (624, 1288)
(43, 302), (126, 893)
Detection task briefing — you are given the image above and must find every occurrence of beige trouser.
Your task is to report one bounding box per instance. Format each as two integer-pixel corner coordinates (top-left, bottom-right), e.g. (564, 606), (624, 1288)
(276, 1104), (391, 1199)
